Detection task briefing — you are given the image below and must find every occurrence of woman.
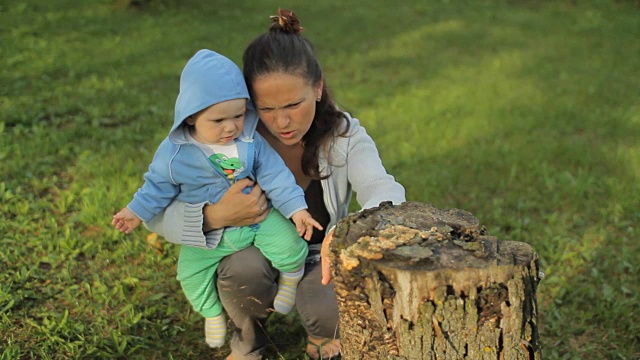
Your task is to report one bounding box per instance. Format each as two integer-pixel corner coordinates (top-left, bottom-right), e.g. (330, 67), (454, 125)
(148, 9), (405, 360)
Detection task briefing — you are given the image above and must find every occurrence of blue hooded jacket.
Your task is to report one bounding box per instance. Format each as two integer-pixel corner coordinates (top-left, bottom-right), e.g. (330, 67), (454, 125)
(127, 49), (307, 224)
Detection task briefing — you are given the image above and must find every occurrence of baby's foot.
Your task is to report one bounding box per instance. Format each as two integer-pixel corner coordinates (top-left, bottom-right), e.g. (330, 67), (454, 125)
(273, 267), (304, 314)
(205, 314), (226, 348)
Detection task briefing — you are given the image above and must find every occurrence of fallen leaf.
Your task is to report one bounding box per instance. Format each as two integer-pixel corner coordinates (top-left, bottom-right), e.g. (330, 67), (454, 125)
(145, 232), (163, 254)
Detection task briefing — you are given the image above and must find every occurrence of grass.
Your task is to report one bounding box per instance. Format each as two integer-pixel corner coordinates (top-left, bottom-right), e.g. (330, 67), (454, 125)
(1, 0), (639, 358)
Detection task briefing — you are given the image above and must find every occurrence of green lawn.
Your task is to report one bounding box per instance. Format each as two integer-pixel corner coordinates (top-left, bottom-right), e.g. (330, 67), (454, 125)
(1, 0), (638, 359)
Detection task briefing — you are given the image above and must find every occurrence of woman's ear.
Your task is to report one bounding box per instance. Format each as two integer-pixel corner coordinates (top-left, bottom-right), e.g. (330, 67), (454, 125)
(185, 116), (195, 125)
(315, 78), (324, 101)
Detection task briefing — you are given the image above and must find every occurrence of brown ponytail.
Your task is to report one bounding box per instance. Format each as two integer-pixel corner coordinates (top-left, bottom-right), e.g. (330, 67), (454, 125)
(269, 9), (304, 34)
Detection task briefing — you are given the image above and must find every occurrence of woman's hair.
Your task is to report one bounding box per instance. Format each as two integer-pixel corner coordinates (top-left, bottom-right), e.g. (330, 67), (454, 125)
(243, 9), (349, 179)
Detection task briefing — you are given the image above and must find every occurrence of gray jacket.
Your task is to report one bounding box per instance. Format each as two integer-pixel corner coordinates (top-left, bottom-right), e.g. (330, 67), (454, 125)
(146, 113), (406, 250)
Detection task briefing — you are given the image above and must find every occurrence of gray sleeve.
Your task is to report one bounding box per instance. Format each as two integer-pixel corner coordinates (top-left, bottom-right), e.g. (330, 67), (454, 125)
(346, 120), (406, 210)
(144, 200), (223, 249)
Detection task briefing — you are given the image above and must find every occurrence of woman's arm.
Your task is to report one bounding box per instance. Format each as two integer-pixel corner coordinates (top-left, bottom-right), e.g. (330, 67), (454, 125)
(320, 116), (406, 284)
(145, 178), (269, 248)
(346, 119), (406, 209)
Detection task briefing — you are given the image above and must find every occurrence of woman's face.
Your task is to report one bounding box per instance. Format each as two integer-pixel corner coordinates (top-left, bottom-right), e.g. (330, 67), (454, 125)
(251, 72), (323, 146)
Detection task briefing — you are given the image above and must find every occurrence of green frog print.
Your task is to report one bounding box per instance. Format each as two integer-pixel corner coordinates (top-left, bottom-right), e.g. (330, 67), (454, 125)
(209, 153), (243, 181)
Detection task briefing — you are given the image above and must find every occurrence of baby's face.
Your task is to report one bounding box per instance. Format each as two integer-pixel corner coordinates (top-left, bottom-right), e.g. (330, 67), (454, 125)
(187, 98), (246, 145)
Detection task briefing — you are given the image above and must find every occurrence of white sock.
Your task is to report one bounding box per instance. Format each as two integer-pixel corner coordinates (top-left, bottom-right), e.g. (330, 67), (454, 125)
(204, 314), (226, 348)
(274, 267), (304, 314)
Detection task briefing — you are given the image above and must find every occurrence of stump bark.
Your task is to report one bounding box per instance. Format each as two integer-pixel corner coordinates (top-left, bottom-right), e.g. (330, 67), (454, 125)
(329, 202), (541, 360)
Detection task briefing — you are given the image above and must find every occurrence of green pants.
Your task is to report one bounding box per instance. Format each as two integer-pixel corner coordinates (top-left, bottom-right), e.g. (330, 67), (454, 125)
(177, 209), (308, 318)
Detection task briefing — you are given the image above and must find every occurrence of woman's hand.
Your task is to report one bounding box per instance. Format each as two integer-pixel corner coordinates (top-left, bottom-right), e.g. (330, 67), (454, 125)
(202, 178), (269, 231)
(320, 228), (335, 285)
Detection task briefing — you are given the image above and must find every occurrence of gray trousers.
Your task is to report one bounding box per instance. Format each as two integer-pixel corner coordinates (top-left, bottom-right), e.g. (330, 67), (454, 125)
(217, 245), (340, 360)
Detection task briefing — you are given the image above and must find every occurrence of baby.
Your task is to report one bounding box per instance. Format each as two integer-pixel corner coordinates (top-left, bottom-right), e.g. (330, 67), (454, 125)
(112, 49), (321, 348)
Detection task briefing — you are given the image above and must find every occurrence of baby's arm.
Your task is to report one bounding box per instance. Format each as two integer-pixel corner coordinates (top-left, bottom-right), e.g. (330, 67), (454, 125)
(291, 210), (323, 241)
(112, 208), (142, 234)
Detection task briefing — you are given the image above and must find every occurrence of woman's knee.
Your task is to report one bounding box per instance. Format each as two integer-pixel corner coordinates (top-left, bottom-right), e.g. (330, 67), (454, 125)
(217, 246), (278, 293)
(217, 246), (279, 317)
(218, 246), (272, 276)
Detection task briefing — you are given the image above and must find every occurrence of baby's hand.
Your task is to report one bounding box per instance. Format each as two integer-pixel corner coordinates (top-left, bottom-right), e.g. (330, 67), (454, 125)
(291, 210), (323, 241)
(112, 208), (142, 234)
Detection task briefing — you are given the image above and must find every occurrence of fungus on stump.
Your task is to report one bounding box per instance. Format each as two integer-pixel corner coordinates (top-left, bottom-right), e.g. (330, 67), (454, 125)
(329, 202), (541, 359)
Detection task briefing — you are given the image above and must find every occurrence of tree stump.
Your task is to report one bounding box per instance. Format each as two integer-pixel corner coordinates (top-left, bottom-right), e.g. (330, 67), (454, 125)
(329, 202), (541, 359)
